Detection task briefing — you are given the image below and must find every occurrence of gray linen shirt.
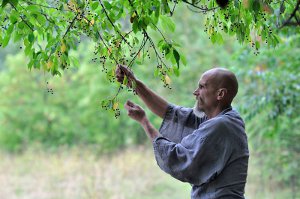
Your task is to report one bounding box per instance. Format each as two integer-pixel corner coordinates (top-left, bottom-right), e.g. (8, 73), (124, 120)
(153, 104), (249, 199)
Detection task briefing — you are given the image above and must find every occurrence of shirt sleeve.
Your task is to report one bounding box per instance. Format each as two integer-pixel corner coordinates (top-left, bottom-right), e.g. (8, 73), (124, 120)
(159, 104), (206, 143)
(153, 117), (233, 186)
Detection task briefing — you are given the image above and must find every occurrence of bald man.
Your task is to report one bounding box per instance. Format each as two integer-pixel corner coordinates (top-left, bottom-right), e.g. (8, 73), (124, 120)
(116, 66), (249, 199)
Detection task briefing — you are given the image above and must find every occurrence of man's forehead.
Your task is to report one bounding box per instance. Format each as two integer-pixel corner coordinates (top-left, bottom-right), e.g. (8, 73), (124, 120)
(198, 74), (210, 85)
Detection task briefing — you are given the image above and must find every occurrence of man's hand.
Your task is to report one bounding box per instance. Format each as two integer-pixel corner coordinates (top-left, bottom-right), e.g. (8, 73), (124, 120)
(124, 100), (160, 140)
(116, 64), (169, 119)
(124, 100), (146, 123)
(115, 65), (136, 88)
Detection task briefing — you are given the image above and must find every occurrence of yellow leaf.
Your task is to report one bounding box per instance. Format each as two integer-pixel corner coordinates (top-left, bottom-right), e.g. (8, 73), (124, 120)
(67, 0), (77, 10)
(46, 61), (53, 69)
(165, 75), (171, 85)
(113, 102), (119, 110)
(108, 47), (112, 55)
(61, 43), (67, 53)
(90, 18), (95, 26)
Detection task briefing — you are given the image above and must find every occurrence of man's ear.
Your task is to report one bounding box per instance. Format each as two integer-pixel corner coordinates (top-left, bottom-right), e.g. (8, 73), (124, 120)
(217, 88), (227, 100)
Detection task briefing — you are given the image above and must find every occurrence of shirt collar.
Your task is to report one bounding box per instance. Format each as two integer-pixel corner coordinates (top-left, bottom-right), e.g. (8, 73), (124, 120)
(217, 106), (232, 117)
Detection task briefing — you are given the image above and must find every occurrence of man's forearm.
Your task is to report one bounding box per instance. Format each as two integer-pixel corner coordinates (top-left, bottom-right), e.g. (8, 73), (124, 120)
(135, 79), (169, 119)
(140, 117), (160, 141)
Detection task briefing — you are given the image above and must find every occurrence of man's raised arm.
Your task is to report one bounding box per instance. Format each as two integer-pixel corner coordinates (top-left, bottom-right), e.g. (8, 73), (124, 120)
(116, 65), (168, 119)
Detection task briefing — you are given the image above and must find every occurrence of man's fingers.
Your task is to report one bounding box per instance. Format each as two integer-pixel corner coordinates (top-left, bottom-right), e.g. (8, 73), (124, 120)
(116, 74), (124, 82)
(124, 100), (134, 111)
(124, 102), (131, 111)
(118, 64), (132, 76)
(126, 100), (135, 107)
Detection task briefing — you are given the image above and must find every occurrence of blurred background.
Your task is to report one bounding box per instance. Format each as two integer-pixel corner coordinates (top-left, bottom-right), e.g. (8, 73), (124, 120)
(0, 4), (299, 199)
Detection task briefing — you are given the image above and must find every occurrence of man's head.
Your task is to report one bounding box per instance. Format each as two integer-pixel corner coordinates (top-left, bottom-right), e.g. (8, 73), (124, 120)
(193, 67), (238, 118)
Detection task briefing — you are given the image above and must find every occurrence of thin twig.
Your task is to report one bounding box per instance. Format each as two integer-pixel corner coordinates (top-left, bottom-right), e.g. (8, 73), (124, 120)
(127, 0), (168, 69)
(280, 0), (300, 28)
(145, 30), (168, 69)
(80, 15), (119, 64)
(170, 1), (178, 16)
(151, 22), (169, 44)
(19, 2), (56, 25)
(182, 0), (218, 12)
(10, 3), (34, 31)
(128, 36), (148, 67)
(99, 0), (132, 48)
(63, 12), (79, 38)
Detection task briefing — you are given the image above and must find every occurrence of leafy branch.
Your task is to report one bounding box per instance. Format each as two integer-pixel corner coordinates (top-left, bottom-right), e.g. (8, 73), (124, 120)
(181, 0), (218, 12)
(98, 0), (133, 48)
(280, 0), (300, 28)
(10, 2), (34, 31)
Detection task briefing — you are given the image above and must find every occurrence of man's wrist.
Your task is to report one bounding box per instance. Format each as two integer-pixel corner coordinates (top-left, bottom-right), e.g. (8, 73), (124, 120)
(140, 116), (149, 126)
(134, 79), (143, 94)
(140, 117), (159, 140)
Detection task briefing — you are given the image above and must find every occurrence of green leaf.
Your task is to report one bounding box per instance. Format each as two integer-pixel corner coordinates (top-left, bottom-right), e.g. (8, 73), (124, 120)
(28, 33), (34, 43)
(211, 33), (217, 43)
(160, 15), (175, 32)
(154, 68), (159, 77)
(1, 0), (18, 7)
(2, 35), (10, 47)
(255, 41), (260, 49)
(173, 49), (180, 68)
(9, 12), (18, 23)
(37, 14), (46, 26)
(26, 5), (40, 12)
(17, 21), (25, 29)
(6, 23), (14, 35)
(216, 33), (224, 44)
(1, 0), (9, 8)
(70, 56), (79, 67)
(132, 20), (139, 33)
(181, 54), (187, 66)
(103, 1), (112, 9)
(161, 0), (170, 14)
(91, 2), (99, 10)
(173, 66), (180, 77)
(24, 45), (32, 55)
(250, 0), (261, 14)
(13, 32), (22, 42)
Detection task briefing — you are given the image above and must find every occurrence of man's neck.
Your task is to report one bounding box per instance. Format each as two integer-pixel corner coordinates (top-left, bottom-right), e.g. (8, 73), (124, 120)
(206, 105), (231, 119)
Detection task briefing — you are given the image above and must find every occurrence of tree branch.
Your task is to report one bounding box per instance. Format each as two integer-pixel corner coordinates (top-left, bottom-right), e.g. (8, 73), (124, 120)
(10, 3), (34, 31)
(27, 1), (58, 10)
(128, 36), (148, 67)
(63, 12), (79, 39)
(181, 0), (218, 12)
(99, 0), (132, 48)
(280, 0), (300, 28)
(19, 2), (56, 25)
(127, 0), (168, 69)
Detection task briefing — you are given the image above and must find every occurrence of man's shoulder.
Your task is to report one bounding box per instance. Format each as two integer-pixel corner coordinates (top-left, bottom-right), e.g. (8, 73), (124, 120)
(198, 110), (245, 133)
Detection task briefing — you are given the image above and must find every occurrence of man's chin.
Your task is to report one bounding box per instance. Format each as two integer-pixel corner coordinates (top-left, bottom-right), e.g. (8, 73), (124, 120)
(193, 106), (206, 118)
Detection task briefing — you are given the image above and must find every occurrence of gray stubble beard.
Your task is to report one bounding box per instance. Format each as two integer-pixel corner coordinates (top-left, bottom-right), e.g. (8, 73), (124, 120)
(193, 101), (206, 118)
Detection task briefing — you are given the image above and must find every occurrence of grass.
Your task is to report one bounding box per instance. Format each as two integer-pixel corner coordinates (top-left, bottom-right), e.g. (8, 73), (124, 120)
(0, 145), (297, 199)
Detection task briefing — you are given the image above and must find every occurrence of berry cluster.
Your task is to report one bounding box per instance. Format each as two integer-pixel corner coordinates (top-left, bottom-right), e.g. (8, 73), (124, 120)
(46, 82), (54, 94)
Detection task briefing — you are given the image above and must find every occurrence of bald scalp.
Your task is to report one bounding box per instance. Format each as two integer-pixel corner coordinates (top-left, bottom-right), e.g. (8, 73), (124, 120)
(203, 68), (238, 103)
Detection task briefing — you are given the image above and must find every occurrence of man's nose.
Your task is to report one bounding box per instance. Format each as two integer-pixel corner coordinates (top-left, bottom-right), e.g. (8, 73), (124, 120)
(193, 89), (199, 96)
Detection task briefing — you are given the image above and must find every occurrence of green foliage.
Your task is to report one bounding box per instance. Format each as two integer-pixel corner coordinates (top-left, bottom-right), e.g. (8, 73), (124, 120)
(233, 35), (300, 194)
(0, 44), (148, 152)
(1, 0), (299, 115)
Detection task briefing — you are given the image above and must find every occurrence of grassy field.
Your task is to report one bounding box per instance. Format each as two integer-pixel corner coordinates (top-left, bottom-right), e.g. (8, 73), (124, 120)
(0, 145), (297, 199)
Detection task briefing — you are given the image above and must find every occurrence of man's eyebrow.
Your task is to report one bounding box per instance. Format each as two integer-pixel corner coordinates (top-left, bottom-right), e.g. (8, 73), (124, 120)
(199, 82), (206, 87)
